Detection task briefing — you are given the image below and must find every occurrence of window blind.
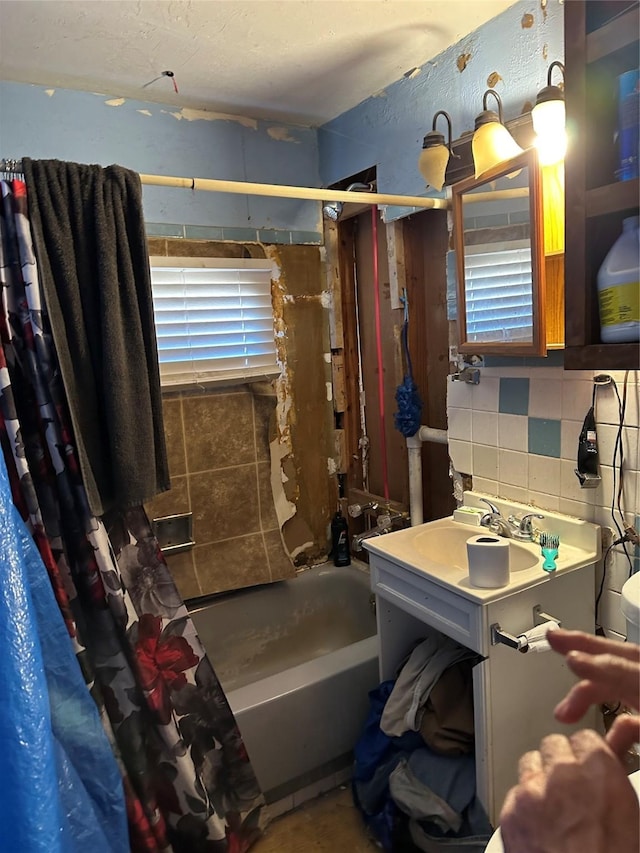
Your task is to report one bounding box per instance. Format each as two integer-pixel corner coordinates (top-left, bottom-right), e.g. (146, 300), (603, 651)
(462, 242), (533, 344)
(149, 257), (279, 386)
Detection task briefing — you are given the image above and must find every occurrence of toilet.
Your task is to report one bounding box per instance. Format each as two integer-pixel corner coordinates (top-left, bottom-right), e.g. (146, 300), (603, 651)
(622, 571), (640, 644)
(486, 574), (640, 852)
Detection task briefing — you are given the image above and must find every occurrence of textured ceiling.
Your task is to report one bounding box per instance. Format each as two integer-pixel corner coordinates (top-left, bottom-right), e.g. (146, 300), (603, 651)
(0, 0), (519, 125)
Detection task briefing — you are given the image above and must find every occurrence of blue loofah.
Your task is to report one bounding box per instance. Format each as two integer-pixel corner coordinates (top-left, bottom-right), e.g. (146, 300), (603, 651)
(394, 302), (423, 437)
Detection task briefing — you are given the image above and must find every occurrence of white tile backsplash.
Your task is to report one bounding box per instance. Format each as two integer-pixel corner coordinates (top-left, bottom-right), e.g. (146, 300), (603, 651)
(473, 444), (498, 479)
(498, 413), (528, 452)
(448, 407), (472, 441)
(498, 449), (528, 487)
(562, 379), (594, 421)
(447, 367), (639, 637)
(472, 376), (500, 412)
(528, 454), (561, 495)
(472, 410), (498, 446)
(529, 378), (562, 419)
(449, 439), (472, 474)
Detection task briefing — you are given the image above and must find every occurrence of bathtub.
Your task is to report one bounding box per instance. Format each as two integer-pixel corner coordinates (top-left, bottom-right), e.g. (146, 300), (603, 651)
(188, 561), (379, 803)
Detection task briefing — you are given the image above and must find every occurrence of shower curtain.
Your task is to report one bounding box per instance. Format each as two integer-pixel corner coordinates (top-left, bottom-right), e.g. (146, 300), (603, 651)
(0, 176), (264, 852)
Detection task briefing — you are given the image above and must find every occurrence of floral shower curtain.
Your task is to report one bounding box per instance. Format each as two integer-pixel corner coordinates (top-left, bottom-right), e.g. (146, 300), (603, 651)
(0, 178), (265, 852)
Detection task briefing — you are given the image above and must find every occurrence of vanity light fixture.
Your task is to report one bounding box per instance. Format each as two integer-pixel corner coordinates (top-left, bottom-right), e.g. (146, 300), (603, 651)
(471, 89), (523, 178)
(532, 61), (567, 165)
(418, 110), (459, 191)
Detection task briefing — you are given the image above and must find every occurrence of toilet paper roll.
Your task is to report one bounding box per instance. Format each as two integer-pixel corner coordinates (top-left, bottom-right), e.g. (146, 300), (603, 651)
(519, 620), (560, 653)
(466, 534), (510, 588)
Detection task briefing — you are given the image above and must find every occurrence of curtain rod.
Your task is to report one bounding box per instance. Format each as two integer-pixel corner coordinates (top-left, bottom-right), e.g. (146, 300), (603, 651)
(0, 158), (448, 210)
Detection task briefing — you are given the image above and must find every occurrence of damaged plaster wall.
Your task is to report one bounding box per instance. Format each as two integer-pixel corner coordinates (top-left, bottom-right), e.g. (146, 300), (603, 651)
(318, 0), (563, 216)
(0, 80), (321, 233)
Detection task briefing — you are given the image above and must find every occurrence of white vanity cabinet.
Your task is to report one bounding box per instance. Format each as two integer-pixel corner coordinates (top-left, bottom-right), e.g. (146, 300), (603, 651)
(365, 497), (600, 826)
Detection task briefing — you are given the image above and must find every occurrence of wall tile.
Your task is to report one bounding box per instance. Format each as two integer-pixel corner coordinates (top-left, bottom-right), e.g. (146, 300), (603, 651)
(472, 477), (499, 496)
(290, 231), (323, 245)
(193, 534), (270, 595)
(498, 413), (528, 452)
(184, 392), (255, 472)
(529, 378), (562, 419)
(527, 491), (560, 512)
(499, 377), (530, 415)
(528, 417), (562, 458)
(222, 227), (259, 242)
(145, 474), (190, 523)
(472, 410), (498, 446)
(558, 496), (597, 522)
(190, 464), (261, 543)
(448, 407), (472, 441)
(447, 377), (473, 409)
(596, 424), (639, 470)
(598, 466), (637, 514)
(161, 397), (187, 477)
(606, 547), (636, 593)
(560, 459), (597, 505)
(528, 454), (561, 495)
(184, 225), (225, 241)
(561, 419), (582, 460)
(498, 449), (528, 487)
(253, 393), (277, 462)
(258, 461), (279, 530)
(498, 483), (529, 504)
(471, 376), (499, 412)
(264, 529), (295, 581)
(449, 440), (473, 474)
(473, 444), (498, 480)
(562, 380), (593, 421)
(146, 222), (185, 238)
(164, 550), (201, 600)
(257, 229), (291, 244)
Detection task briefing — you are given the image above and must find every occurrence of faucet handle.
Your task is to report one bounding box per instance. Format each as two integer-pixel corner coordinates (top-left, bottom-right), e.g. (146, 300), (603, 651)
(348, 501), (378, 518)
(479, 498), (501, 516)
(509, 512), (545, 536)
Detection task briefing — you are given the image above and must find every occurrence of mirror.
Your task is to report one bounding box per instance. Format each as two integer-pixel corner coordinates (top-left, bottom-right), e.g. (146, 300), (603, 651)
(452, 149), (546, 355)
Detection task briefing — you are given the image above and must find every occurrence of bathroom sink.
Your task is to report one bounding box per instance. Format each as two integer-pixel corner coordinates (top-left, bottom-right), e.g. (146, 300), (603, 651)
(363, 495), (601, 604)
(412, 522), (538, 573)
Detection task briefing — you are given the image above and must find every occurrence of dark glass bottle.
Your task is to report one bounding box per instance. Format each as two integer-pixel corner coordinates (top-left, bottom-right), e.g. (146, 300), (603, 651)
(331, 510), (351, 566)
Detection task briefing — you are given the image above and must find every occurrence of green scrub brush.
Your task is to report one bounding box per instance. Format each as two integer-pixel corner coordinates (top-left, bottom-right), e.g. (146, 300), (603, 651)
(540, 533), (559, 572)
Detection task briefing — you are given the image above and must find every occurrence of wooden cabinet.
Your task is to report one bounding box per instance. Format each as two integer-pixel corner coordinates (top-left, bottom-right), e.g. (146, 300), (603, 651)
(564, 1), (640, 369)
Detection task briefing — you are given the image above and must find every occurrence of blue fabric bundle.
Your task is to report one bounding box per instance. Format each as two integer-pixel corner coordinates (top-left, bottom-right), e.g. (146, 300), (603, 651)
(394, 301), (423, 437)
(0, 453), (128, 853)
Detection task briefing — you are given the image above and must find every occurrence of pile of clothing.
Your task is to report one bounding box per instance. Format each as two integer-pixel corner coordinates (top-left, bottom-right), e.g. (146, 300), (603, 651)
(352, 632), (493, 851)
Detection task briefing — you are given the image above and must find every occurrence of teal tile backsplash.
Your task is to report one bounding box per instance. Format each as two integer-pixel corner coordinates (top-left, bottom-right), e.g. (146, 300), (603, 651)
(528, 417), (562, 458)
(499, 377), (530, 415)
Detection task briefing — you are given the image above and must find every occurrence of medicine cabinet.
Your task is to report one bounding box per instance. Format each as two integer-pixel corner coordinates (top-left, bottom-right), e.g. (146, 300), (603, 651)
(564, 0), (640, 369)
(451, 149), (556, 357)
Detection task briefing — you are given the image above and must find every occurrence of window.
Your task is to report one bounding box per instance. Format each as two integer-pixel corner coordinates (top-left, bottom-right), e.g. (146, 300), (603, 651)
(461, 241), (533, 344)
(149, 257), (279, 386)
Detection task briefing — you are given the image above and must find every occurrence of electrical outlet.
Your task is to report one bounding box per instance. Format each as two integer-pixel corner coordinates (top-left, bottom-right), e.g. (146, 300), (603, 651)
(624, 525), (640, 546)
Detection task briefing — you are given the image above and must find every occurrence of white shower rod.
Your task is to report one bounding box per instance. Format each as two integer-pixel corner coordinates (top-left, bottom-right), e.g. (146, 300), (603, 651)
(138, 172), (450, 210)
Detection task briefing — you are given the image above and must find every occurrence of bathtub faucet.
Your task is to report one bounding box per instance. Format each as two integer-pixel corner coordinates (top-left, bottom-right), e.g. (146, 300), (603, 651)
(351, 510), (409, 552)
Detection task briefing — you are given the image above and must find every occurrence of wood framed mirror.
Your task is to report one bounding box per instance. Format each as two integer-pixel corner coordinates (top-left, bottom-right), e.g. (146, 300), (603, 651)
(452, 148), (546, 356)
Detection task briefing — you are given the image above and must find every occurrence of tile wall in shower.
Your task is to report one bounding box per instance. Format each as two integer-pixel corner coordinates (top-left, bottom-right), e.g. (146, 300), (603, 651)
(145, 386), (294, 601)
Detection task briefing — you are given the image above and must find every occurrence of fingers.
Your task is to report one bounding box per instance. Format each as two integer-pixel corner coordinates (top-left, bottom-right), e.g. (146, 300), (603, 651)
(555, 678), (625, 723)
(606, 714), (640, 760)
(548, 629), (640, 663)
(565, 651), (640, 712)
(518, 749), (543, 782)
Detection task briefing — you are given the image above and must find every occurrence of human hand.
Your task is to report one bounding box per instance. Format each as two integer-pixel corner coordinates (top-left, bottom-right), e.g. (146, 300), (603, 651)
(547, 629), (640, 759)
(500, 729), (640, 853)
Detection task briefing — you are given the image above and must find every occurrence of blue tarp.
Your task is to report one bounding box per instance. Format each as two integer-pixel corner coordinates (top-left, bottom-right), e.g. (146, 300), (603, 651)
(0, 453), (128, 853)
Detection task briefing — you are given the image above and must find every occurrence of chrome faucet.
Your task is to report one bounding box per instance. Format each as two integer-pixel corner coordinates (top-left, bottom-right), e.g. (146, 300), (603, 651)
(479, 499), (544, 542)
(351, 509), (409, 552)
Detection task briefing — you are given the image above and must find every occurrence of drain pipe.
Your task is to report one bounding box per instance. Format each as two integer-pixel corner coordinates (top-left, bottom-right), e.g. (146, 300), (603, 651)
(407, 426), (448, 526)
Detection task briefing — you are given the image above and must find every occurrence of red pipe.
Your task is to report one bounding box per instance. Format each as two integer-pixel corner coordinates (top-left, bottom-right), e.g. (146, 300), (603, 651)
(371, 206), (390, 500)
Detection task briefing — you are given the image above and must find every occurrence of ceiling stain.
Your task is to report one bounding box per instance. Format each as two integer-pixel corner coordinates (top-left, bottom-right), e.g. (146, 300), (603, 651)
(487, 71), (502, 88)
(540, 0), (548, 21)
(543, 43), (549, 61)
(137, 109), (152, 117)
(404, 67), (422, 79)
(163, 107), (258, 128)
(104, 98), (126, 107)
(521, 13), (534, 29)
(44, 89), (55, 97)
(457, 52), (472, 73)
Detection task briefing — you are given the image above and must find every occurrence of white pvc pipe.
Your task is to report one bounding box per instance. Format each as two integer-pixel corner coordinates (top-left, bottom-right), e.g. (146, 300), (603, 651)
(140, 172), (450, 209)
(406, 426), (449, 527)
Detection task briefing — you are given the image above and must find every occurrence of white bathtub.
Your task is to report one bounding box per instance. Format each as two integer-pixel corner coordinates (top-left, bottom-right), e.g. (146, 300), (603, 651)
(188, 561), (379, 802)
